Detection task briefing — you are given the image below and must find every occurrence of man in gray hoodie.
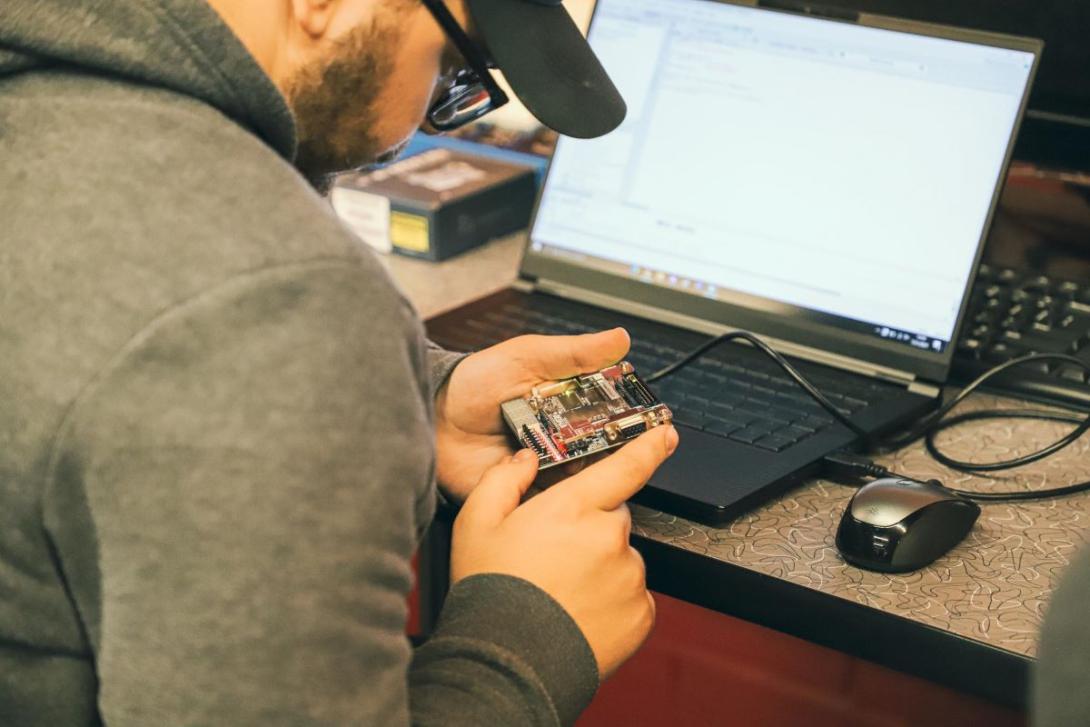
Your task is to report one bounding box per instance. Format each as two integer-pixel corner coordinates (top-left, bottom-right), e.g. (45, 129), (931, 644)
(0, 0), (679, 724)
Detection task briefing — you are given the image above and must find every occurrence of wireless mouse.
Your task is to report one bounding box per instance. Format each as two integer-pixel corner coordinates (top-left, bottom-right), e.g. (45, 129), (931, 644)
(835, 477), (981, 573)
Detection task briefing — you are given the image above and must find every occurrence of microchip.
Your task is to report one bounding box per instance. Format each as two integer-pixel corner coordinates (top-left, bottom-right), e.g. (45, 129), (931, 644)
(501, 361), (673, 469)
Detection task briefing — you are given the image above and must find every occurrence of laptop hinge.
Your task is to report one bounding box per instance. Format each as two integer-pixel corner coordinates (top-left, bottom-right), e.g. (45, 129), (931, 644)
(512, 277), (535, 293)
(532, 278), (924, 388)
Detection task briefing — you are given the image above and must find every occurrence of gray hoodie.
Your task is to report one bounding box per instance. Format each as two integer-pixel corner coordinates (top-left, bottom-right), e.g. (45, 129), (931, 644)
(0, 1), (597, 724)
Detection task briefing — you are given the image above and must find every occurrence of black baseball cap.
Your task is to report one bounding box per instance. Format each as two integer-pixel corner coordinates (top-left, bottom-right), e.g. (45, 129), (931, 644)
(464, 0), (627, 138)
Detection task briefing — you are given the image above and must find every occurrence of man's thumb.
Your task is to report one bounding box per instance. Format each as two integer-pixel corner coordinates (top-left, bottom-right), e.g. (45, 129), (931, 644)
(458, 450), (540, 530)
(529, 327), (631, 381)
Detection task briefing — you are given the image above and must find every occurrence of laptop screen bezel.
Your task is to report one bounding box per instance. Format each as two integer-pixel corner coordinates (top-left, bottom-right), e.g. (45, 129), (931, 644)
(517, 0), (1043, 384)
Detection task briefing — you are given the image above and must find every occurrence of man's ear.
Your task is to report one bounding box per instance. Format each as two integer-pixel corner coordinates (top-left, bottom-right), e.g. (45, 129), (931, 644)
(291, 0), (337, 39)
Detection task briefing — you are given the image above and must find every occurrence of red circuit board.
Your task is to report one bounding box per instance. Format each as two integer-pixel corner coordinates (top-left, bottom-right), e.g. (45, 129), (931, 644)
(501, 362), (673, 468)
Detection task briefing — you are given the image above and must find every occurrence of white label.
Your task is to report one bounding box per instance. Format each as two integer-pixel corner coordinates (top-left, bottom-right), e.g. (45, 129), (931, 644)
(330, 188), (392, 253)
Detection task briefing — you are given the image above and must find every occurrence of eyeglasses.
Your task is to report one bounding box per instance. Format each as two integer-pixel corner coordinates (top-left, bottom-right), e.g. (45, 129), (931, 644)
(421, 0), (509, 131)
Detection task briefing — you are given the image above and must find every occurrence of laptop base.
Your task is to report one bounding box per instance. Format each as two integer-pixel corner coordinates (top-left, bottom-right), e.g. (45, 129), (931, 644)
(427, 288), (937, 526)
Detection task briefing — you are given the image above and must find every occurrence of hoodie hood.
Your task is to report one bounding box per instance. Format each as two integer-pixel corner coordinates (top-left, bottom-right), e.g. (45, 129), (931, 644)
(0, 0), (296, 160)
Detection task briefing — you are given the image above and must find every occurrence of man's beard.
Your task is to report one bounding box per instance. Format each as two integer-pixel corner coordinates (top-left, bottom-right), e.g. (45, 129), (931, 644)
(286, 17), (403, 192)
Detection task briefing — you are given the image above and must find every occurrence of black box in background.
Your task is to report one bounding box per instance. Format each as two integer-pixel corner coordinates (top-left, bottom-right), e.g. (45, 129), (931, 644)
(332, 148), (537, 262)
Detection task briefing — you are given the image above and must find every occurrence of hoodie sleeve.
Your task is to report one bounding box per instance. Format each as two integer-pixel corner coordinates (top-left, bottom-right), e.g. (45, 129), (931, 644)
(411, 574), (599, 726)
(41, 262), (597, 726)
(1034, 545), (1090, 726)
(425, 339), (467, 398)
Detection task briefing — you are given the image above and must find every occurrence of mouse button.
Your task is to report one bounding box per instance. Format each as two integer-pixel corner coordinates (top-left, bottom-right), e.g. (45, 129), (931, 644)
(849, 482), (947, 527)
(891, 502), (978, 569)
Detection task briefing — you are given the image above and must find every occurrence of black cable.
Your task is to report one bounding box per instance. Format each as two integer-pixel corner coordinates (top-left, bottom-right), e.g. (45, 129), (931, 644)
(923, 408), (1088, 471)
(819, 451), (1090, 502)
(648, 332), (1090, 502)
(878, 352), (1090, 455)
(647, 330), (872, 445)
(821, 451), (907, 481)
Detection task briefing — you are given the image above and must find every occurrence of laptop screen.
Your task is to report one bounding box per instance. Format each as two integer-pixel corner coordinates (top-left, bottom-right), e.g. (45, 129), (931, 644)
(527, 0), (1037, 358)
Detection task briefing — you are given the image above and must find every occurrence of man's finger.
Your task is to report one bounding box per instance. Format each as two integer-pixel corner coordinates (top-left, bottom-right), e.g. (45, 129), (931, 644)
(552, 425), (679, 511)
(457, 449), (539, 530)
(563, 458), (588, 477)
(535, 449), (600, 489)
(513, 328), (631, 380)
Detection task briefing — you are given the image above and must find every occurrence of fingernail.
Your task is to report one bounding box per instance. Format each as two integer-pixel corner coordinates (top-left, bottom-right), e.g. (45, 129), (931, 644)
(664, 425), (679, 455)
(514, 449), (537, 463)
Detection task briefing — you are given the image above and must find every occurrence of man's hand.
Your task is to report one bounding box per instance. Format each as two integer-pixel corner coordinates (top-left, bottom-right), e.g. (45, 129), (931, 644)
(450, 425), (679, 679)
(434, 328), (631, 502)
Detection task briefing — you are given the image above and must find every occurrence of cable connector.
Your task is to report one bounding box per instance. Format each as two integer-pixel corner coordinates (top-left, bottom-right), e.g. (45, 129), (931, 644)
(821, 451), (891, 483)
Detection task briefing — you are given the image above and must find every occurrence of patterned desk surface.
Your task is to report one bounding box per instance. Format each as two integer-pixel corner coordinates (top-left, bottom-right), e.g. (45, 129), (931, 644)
(391, 233), (1090, 662)
(633, 394), (1090, 660)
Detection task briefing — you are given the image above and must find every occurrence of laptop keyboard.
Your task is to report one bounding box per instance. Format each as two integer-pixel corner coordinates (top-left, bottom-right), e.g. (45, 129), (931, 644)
(433, 303), (896, 454)
(954, 264), (1090, 408)
(959, 265), (1090, 372)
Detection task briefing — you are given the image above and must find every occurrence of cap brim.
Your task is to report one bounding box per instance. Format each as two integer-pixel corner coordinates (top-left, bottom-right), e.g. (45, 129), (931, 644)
(465, 0), (626, 138)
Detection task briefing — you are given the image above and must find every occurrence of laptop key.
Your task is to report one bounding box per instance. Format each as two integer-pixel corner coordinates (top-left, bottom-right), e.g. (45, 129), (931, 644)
(718, 364), (753, 381)
(714, 395), (745, 410)
(755, 435), (795, 452)
(466, 318), (498, 332)
(723, 377), (753, 392)
(706, 401), (737, 418)
(797, 414), (833, 430)
(774, 389), (813, 407)
(707, 408), (750, 427)
(728, 427), (767, 445)
(704, 372), (727, 386)
(1056, 364), (1087, 383)
(753, 409), (790, 425)
(749, 381), (779, 395)
(731, 407), (764, 423)
(771, 427), (806, 444)
(718, 392), (750, 409)
(684, 400), (712, 416)
(766, 376), (802, 393)
(766, 405), (800, 423)
(672, 383), (706, 400)
(705, 417), (744, 437)
(658, 381), (686, 397)
(674, 370), (706, 387)
(672, 410), (706, 430)
(744, 394), (774, 408)
(482, 312), (526, 329)
(784, 424), (817, 439)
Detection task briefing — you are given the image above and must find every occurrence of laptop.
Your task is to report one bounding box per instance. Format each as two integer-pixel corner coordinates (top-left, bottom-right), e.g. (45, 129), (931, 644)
(426, 0), (1041, 525)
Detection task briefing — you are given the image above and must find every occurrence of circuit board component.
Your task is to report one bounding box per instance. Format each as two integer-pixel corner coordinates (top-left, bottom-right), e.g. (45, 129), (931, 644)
(501, 362), (673, 469)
